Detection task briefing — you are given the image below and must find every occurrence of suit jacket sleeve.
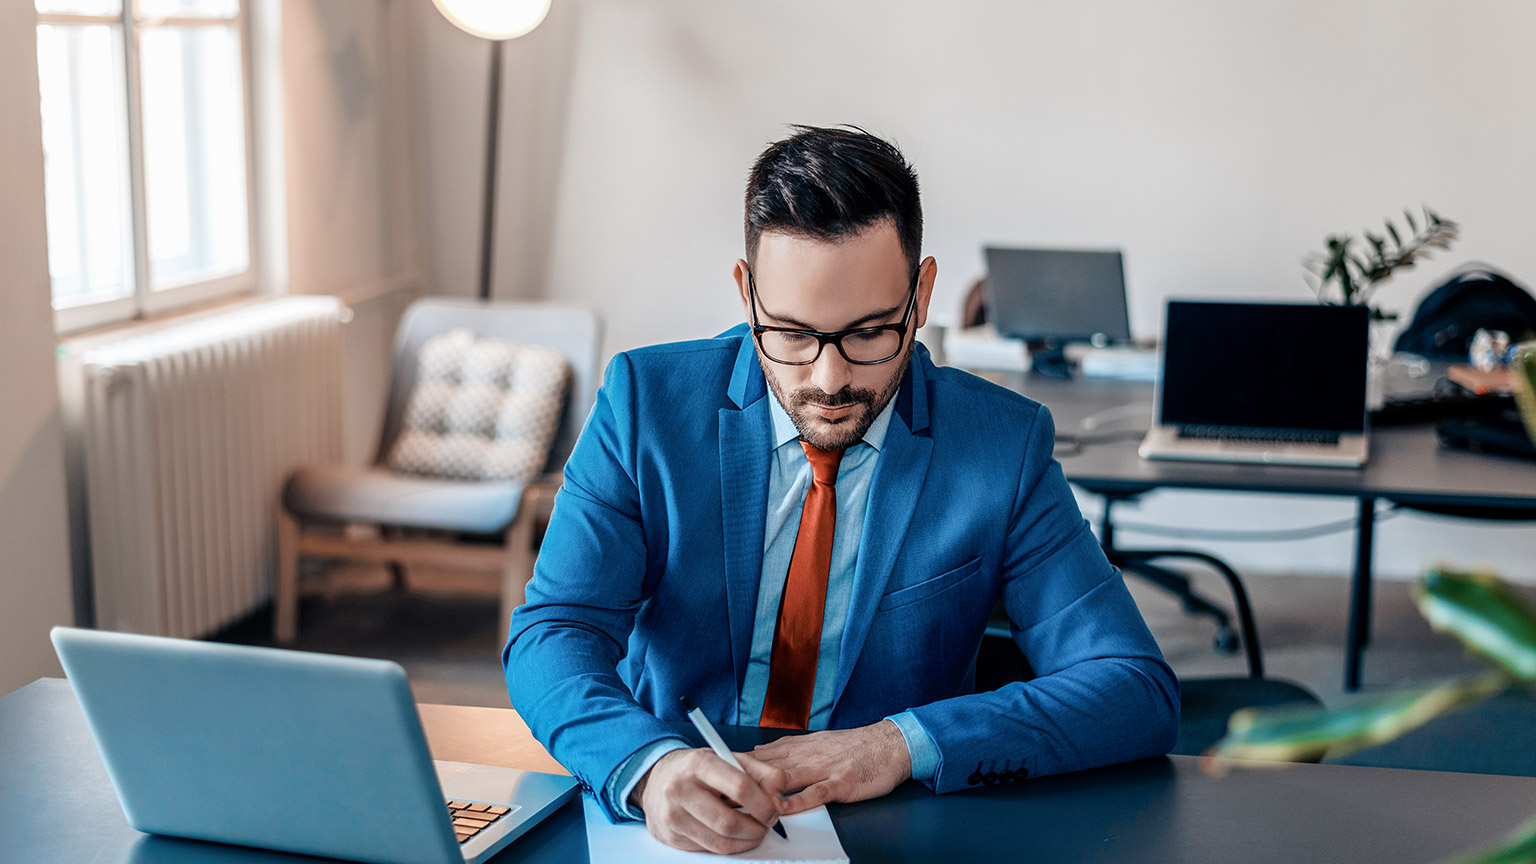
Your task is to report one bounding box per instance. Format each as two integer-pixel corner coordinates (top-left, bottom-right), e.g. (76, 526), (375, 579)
(501, 353), (687, 821)
(907, 405), (1180, 792)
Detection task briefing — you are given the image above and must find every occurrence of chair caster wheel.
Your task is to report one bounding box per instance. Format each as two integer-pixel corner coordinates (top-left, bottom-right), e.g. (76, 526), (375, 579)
(1214, 628), (1240, 654)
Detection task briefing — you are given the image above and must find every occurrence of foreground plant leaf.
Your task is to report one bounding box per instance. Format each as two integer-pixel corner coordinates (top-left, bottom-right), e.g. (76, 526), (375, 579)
(1441, 815), (1536, 864)
(1202, 671), (1508, 773)
(1509, 345), (1536, 449)
(1417, 568), (1536, 680)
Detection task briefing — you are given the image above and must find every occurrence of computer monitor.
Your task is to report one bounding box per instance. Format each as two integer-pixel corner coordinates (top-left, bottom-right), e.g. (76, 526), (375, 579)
(983, 247), (1132, 345)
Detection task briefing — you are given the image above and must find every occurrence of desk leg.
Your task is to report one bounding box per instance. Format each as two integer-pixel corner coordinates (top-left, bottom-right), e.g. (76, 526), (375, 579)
(1345, 497), (1377, 692)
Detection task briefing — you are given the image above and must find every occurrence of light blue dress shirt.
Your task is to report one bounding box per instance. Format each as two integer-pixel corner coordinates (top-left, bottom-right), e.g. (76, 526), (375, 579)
(605, 389), (939, 819)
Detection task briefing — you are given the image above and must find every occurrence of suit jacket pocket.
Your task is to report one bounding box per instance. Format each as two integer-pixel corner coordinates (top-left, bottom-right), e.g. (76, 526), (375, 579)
(878, 556), (984, 611)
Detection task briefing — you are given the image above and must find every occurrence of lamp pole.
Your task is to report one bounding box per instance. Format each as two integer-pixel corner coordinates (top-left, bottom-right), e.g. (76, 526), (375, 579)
(429, 0), (553, 301)
(478, 40), (504, 301)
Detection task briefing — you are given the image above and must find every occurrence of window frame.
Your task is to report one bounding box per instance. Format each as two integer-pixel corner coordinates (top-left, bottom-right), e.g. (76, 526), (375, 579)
(38, 2), (259, 334)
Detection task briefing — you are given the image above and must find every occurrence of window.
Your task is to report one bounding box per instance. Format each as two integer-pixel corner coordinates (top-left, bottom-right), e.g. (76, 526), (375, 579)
(36, 0), (254, 332)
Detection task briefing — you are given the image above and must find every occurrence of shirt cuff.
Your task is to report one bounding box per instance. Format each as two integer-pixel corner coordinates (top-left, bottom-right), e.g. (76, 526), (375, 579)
(606, 738), (691, 821)
(886, 711), (940, 784)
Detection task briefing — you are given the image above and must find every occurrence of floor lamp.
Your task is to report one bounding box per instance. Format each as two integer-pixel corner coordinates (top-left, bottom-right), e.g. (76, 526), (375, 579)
(430, 0), (553, 300)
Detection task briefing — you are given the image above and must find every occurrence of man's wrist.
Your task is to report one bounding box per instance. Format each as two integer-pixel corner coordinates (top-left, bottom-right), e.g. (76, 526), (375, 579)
(885, 711), (940, 784)
(877, 718), (915, 782)
(611, 738), (690, 821)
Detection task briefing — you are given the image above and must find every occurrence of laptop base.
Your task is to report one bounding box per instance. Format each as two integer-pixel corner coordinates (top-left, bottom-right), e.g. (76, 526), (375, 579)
(1139, 425), (1369, 468)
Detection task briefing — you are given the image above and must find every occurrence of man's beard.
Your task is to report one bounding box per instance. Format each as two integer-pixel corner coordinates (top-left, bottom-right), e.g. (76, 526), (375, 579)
(760, 341), (913, 451)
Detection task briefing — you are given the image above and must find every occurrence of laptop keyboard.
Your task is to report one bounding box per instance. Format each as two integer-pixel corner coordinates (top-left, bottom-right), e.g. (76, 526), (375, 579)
(1177, 425), (1340, 446)
(446, 799), (515, 844)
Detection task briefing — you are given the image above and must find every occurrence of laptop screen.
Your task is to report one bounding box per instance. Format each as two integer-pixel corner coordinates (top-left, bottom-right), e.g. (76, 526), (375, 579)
(984, 247), (1131, 343)
(1160, 301), (1369, 432)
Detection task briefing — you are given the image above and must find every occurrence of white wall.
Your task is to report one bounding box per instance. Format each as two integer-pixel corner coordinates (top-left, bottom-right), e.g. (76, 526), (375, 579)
(283, 0), (422, 462)
(0, 0), (79, 694)
(284, 0), (420, 303)
(541, 0), (1536, 355)
(409, 0), (579, 300)
(412, 0), (1536, 583)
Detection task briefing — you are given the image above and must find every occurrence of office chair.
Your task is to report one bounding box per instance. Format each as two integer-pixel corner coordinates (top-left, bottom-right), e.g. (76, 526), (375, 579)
(274, 299), (601, 645)
(976, 594), (1320, 758)
(1091, 486), (1261, 676)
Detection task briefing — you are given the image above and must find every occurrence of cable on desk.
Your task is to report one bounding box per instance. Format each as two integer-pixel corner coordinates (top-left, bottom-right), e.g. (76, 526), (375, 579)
(1078, 402), (1155, 432)
(1103, 503), (1404, 542)
(1053, 429), (1148, 457)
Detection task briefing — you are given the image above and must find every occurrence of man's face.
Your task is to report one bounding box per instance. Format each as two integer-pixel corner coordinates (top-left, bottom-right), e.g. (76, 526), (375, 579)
(736, 220), (936, 451)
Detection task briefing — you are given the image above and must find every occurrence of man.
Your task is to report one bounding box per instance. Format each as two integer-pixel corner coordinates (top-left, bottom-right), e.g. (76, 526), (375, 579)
(504, 126), (1177, 854)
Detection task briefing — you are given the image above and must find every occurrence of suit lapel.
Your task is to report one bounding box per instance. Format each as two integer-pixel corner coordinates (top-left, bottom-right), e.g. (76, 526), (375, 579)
(720, 335), (770, 702)
(831, 349), (935, 708)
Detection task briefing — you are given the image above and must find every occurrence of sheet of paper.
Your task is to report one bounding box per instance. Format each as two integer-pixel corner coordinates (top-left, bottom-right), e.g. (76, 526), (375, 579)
(582, 795), (849, 864)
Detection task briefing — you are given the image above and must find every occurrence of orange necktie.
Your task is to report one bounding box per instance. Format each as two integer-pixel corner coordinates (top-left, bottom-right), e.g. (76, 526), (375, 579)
(760, 440), (844, 730)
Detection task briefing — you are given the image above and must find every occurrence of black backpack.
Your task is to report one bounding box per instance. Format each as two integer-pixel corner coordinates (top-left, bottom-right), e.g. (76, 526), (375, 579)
(1395, 267), (1536, 360)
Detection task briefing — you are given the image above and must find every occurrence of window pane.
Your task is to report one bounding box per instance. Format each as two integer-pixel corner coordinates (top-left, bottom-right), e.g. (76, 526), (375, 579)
(36, 24), (136, 308)
(140, 23), (249, 290)
(36, 0), (122, 15)
(136, 0), (238, 19)
(135, 0), (236, 18)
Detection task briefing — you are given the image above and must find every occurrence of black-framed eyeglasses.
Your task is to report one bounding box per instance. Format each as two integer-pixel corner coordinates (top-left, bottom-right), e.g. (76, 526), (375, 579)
(747, 266), (919, 366)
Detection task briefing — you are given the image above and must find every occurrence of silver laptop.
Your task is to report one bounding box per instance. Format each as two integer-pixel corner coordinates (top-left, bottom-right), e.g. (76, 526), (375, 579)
(51, 627), (578, 864)
(1139, 300), (1370, 468)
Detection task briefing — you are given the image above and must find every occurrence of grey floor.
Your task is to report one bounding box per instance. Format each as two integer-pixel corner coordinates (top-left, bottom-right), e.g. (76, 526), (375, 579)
(225, 561), (1536, 775)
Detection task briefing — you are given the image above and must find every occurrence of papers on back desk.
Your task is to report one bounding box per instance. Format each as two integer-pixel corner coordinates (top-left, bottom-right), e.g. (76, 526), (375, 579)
(582, 795), (849, 863)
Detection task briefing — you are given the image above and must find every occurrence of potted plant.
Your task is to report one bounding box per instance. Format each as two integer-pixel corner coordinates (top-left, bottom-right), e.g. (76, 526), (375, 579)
(1304, 206), (1460, 324)
(1204, 565), (1536, 863)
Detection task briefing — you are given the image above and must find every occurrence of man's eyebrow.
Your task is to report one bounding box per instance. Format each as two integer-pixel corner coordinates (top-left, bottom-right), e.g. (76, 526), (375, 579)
(760, 301), (905, 332)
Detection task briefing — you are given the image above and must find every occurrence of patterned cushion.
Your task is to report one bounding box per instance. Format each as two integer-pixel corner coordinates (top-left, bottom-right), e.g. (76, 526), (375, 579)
(386, 329), (570, 484)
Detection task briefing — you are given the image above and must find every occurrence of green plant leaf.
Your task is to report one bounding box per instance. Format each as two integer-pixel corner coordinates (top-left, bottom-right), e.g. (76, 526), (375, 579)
(1416, 568), (1536, 680)
(1509, 344), (1536, 449)
(1202, 672), (1508, 770)
(1387, 221), (1402, 246)
(1405, 208), (1419, 233)
(1440, 815), (1536, 864)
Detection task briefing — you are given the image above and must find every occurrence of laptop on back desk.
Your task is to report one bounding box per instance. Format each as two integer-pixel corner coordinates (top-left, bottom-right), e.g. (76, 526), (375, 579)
(51, 627), (578, 864)
(1138, 300), (1370, 468)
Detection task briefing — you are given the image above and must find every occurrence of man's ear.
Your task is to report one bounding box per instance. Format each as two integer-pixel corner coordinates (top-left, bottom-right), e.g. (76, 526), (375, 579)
(734, 259), (752, 318)
(915, 256), (938, 330)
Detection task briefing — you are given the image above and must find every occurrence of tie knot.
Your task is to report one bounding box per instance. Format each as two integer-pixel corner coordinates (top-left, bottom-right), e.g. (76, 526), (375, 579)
(799, 439), (844, 486)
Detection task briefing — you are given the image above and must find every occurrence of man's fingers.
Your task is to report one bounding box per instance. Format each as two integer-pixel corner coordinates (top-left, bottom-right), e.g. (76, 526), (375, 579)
(665, 804), (760, 855)
(740, 748), (828, 795)
(695, 753), (782, 828)
(675, 782), (769, 847)
(736, 751), (791, 798)
(646, 818), (704, 854)
(751, 737), (791, 758)
(781, 779), (836, 815)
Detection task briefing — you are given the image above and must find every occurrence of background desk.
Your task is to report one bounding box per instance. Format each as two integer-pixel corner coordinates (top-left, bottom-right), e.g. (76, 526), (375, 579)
(7, 678), (1536, 863)
(987, 373), (1536, 690)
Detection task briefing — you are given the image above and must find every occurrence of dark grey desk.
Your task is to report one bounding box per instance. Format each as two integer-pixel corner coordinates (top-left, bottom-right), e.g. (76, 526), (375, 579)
(9, 678), (1536, 863)
(988, 372), (1536, 690)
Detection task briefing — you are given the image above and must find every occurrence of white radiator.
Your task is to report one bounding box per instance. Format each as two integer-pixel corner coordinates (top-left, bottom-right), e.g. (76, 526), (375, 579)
(74, 297), (344, 638)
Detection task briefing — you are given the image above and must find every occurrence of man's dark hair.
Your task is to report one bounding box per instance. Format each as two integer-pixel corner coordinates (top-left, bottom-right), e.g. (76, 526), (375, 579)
(744, 125), (922, 273)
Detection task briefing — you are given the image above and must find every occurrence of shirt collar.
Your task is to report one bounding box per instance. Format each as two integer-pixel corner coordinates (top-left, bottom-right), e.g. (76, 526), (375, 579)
(766, 385), (896, 454)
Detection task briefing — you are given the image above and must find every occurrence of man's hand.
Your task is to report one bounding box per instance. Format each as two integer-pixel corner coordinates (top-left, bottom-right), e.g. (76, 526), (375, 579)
(630, 747), (788, 854)
(750, 719), (912, 815)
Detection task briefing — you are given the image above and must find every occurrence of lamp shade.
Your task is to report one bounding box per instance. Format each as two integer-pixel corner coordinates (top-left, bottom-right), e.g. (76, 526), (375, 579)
(431, 0), (551, 40)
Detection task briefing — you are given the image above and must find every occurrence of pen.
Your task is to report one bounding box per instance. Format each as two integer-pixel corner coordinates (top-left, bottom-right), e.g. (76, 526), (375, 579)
(679, 696), (788, 840)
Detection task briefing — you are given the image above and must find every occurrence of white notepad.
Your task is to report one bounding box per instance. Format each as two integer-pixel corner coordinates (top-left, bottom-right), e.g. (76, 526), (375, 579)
(582, 795), (849, 863)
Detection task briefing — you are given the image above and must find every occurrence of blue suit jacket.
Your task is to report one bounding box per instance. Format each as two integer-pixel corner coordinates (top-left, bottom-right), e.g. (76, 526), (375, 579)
(504, 327), (1178, 820)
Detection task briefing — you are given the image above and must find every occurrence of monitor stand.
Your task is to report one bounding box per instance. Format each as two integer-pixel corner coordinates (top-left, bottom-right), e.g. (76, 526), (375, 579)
(1028, 341), (1075, 379)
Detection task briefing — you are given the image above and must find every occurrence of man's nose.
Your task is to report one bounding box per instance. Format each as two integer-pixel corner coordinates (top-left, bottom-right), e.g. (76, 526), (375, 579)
(809, 345), (853, 396)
